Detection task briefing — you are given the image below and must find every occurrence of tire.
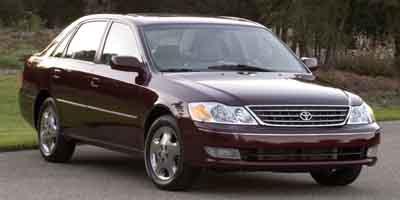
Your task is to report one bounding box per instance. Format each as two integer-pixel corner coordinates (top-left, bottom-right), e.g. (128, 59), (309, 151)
(37, 98), (75, 163)
(310, 166), (362, 186)
(144, 115), (200, 190)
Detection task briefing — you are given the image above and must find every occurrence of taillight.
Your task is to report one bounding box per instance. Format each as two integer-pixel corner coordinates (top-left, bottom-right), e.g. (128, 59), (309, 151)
(18, 59), (29, 89)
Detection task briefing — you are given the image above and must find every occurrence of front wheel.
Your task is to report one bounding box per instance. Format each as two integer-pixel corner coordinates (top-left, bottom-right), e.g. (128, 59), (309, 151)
(310, 166), (362, 186)
(38, 98), (75, 163)
(144, 115), (199, 190)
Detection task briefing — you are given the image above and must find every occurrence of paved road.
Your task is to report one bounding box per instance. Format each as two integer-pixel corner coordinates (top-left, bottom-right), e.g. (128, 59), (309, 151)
(1, 122), (399, 200)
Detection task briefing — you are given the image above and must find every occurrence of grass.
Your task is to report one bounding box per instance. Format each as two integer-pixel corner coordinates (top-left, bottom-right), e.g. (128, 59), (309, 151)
(0, 75), (36, 151)
(374, 107), (400, 122)
(0, 74), (399, 151)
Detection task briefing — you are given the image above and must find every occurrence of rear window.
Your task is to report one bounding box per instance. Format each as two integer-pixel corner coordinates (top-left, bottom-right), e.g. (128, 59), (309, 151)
(51, 31), (74, 58)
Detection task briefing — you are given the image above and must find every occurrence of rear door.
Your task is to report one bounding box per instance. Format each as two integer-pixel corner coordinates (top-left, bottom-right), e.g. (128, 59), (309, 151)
(84, 22), (152, 151)
(50, 21), (109, 139)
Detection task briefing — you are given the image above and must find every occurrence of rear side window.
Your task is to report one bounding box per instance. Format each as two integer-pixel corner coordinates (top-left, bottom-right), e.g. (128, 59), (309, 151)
(66, 21), (107, 62)
(101, 23), (141, 65)
(52, 31), (74, 58)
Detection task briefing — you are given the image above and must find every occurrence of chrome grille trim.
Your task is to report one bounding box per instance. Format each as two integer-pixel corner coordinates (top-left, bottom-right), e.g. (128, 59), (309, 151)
(251, 109), (349, 112)
(258, 114), (347, 117)
(246, 105), (350, 127)
(262, 119), (344, 123)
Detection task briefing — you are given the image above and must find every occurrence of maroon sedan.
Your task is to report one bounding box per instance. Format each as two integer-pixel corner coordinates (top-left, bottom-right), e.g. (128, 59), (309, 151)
(19, 14), (380, 190)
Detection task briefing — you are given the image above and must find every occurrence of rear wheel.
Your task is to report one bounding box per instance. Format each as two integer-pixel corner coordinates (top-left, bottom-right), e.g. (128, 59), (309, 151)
(144, 115), (199, 190)
(310, 166), (362, 186)
(38, 98), (75, 163)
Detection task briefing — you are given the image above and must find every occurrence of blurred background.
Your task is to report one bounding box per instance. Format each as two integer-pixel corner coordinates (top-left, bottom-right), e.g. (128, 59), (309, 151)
(0, 0), (399, 149)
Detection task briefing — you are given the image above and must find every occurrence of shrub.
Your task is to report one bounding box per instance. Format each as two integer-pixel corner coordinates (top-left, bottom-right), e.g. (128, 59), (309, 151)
(0, 44), (38, 69)
(333, 54), (397, 78)
(0, 55), (21, 69)
(0, 29), (58, 69)
(316, 69), (400, 107)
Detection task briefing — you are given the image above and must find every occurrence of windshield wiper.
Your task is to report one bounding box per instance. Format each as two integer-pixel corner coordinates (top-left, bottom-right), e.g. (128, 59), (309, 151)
(160, 68), (197, 73)
(207, 64), (274, 72)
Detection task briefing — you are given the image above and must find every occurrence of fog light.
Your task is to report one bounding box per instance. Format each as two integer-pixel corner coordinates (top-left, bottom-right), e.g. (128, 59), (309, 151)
(367, 146), (378, 158)
(205, 147), (241, 160)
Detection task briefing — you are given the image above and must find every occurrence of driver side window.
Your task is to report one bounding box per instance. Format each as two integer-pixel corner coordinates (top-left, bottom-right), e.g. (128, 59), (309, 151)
(101, 23), (141, 65)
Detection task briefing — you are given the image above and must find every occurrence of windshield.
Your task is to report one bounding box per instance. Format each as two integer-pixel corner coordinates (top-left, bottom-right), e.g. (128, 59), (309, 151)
(143, 24), (307, 73)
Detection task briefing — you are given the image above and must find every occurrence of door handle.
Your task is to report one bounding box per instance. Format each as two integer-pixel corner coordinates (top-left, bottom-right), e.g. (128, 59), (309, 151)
(52, 68), (62, 79)
(90, 77), (100, 88)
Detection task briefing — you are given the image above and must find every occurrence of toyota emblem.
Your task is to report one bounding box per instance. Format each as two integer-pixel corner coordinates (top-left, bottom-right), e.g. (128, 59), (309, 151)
(299, 111), (313, 121)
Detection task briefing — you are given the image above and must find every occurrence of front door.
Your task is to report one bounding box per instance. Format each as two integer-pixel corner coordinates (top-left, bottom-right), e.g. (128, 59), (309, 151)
(84, 22), (152, 151)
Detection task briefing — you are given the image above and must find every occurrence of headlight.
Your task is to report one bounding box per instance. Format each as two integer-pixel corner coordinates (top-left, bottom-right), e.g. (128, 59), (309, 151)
(188, 102), (257, 125)
(347, 103), (375, 125)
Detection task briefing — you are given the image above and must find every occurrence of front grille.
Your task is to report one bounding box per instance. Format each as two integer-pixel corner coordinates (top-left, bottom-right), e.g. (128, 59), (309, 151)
(240, 147), (366, 162)
(247, 105), (350, 127)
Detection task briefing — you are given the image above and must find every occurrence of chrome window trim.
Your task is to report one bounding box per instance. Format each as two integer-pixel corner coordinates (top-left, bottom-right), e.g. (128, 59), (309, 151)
(56, 98), (138, 119)
(245, 105), (351, 127)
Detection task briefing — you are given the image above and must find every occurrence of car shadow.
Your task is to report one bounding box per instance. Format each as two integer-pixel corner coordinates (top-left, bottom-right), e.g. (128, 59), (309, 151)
(66, 146), (377, 197)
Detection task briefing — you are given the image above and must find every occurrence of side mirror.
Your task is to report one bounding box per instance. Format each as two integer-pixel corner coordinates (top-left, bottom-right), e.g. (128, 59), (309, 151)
(111, 56), (149, 84)
(111, 56), (144, 72)
(301, 57), (319, 72)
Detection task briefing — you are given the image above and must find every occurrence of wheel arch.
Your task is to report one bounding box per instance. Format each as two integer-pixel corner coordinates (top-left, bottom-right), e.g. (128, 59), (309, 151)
(143, 104), (175, 141)
(34, 90), (51, 129)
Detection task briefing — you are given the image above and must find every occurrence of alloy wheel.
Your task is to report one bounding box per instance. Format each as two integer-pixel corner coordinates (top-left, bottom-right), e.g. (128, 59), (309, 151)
(39, 106), (58, 156)
(149, 127), (181, 181)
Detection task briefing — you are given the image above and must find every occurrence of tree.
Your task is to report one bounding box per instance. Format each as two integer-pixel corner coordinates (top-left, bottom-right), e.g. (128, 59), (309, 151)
(1, 0), (399, 71)
(349, 0), (400, 68)
(38, 0), (86, 28)
(382, 0), (400, 67)
(256, 0), (352, 63)
(0, 0), (25, 26)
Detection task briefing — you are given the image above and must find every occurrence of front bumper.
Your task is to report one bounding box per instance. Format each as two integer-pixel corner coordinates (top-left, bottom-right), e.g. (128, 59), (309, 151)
(179, 118), (381, 171)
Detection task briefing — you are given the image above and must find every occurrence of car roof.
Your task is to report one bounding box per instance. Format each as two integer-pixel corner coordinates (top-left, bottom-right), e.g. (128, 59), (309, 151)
(78, 13), (265, 28)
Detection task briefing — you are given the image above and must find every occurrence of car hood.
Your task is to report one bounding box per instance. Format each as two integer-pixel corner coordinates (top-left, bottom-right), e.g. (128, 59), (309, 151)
(163, 72), (349, 106)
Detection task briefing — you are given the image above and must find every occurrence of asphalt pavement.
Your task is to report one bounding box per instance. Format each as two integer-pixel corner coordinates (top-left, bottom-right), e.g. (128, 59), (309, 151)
(0, 121), (399, 200)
